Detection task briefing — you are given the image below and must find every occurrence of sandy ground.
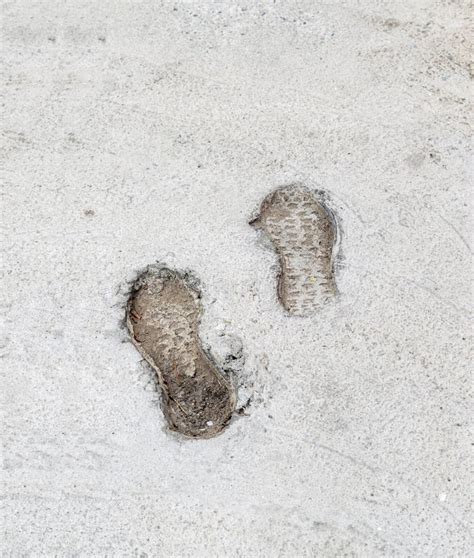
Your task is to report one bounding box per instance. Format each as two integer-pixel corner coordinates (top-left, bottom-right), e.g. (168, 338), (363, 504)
(2, 1), (472, 556)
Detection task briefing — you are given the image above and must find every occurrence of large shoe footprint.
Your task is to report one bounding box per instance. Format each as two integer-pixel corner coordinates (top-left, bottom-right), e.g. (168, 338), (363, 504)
(250, 184), (338, 316)
(126, 266), (236, 439)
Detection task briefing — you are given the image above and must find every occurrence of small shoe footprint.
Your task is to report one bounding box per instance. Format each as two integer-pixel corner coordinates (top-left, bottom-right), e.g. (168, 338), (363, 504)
(126, 266), (236, 439)
(250, 183), (339, 316)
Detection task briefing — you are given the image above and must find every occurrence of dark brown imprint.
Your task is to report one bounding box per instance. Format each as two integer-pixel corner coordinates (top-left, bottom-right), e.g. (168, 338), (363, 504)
(126, 267), (236, 439)
(250, 184), (338, 316)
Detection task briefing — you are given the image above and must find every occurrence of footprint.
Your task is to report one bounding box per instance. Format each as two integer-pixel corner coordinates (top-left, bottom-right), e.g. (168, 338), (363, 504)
(126, 266), (236, 439)
(250, 184), (339, 316)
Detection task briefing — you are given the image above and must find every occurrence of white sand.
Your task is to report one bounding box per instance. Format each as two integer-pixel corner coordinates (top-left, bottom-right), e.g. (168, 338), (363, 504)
(3, 1), (471, 555)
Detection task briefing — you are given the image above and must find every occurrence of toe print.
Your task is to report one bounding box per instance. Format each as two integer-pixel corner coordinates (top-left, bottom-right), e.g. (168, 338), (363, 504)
(126, 266), (236, 438)
(250, 184), (339, 316)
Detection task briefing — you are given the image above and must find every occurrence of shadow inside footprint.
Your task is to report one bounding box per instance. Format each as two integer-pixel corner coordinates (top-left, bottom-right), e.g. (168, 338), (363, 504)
(250, 184), (339, 316)
(126, 266), (236, 439)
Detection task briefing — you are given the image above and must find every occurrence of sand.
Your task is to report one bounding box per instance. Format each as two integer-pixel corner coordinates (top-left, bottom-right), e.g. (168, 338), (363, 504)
(2, 1), (471, 555)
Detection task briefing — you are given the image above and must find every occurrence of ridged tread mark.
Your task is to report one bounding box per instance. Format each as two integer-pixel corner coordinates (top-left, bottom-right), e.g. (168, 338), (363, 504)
(126, 267), (236, 439)
(250, 184), (339, 316)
